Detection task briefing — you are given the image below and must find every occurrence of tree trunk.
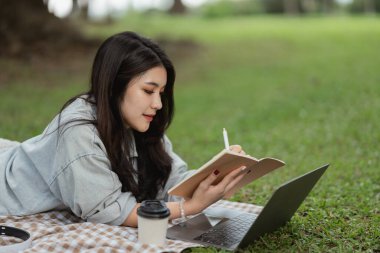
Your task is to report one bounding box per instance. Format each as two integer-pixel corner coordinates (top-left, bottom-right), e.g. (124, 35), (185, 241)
(168, 0), (187, 15)
(301, 0), (318, 13)
(283, 0), (300, 14)
(0, 0), (97, 58)
(320, 0), (335, 13)
(363, 0), (376, 13)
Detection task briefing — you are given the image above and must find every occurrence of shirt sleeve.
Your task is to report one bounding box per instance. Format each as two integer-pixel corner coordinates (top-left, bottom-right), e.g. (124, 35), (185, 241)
(51, 124), (136, 225)
(161, 135), (196, 201)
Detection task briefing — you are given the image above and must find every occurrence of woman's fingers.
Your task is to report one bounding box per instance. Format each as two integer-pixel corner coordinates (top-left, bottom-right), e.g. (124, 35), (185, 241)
(229, 145), (246, 155)
(224, 172), (246, 193)
(197, 165), (247, 196)
(199, 169), (220, 189)
(229, 145), (242, 152)
(217, 166), (247, 189)
(191, 166), (248, 212)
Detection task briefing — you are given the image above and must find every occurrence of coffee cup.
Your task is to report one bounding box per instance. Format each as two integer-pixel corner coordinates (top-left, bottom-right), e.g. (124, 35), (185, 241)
(137, 200), (170, 246)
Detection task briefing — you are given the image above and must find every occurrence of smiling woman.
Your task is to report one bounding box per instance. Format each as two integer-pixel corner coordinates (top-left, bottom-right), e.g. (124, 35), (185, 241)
(120, 67), (167, 132)
(0, 31), (248, 228)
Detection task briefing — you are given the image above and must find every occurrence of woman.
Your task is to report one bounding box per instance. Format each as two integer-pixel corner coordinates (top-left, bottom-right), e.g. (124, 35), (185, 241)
(0, 31), (246, 227)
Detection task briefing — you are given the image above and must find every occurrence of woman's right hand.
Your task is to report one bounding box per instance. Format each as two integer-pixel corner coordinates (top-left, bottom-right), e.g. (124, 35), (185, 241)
(183, 166), (247, 215)
(123, 164), (247, 227)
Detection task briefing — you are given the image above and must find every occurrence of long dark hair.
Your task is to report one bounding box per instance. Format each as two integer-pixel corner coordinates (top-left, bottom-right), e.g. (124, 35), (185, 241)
(60, 31), (175, 202)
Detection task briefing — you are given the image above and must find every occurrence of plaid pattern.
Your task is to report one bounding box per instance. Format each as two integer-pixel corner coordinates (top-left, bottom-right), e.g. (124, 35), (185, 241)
(0, 201), (262, 253)
(0, 138), (263, 252)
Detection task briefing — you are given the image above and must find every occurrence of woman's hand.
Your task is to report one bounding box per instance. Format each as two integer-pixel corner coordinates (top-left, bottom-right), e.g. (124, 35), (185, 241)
(229, 144), (246, 155)
(123, 145), (249, 227)
(184, 164), (247, 215)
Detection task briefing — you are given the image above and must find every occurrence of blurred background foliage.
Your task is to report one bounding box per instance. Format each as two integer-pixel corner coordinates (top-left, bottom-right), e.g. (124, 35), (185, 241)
(0, 0), (380, 59)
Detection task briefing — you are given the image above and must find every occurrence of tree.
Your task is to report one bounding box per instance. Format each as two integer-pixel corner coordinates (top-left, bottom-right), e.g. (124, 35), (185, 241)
(320, 0), (336, 13)
(168, 0), (187, 14)
(0, 0), (97, 58)
(262, 0), (340, 14)
(363, 0), (376, 13)
(262, 0), (306, 14)
(284, 0), (300, 14)
(349, 0), (380, 13)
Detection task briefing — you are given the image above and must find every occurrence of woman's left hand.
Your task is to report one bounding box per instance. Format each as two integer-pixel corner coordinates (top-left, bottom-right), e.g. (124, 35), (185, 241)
(229, 144), (246, 155)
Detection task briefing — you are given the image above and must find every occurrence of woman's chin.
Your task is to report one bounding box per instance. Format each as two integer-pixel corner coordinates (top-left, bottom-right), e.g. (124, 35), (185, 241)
(135, 125), (150, 133)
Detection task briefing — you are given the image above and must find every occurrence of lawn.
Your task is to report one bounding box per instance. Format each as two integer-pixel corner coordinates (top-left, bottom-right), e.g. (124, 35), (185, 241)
(1, 15), (379, 252)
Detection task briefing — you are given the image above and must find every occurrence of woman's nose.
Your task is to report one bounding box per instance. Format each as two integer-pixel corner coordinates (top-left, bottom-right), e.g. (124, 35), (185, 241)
(151, 94), (162, 110)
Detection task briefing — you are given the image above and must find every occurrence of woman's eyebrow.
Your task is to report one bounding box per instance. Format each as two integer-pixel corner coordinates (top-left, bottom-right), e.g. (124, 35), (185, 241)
(144, 81), (165, 88)
(144, 81), (159, 87)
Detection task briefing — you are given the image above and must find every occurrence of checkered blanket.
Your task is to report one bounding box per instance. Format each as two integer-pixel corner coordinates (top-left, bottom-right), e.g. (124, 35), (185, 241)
(0, 201), (263, 253)
(0, 138), (263, 252)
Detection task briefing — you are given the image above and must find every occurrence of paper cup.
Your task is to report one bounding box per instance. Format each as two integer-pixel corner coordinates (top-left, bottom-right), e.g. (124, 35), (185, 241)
(137, 200), (170, 246)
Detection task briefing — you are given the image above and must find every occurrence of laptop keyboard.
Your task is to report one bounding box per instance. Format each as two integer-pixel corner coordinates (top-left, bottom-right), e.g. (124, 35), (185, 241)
(193, 212), (257, 248)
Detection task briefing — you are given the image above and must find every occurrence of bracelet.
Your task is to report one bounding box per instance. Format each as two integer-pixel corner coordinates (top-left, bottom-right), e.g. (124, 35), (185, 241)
(179, 198), (187, 222)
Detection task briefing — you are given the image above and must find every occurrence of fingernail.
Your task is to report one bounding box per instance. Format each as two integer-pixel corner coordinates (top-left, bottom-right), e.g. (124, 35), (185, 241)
(214, 170), (220, 175)
(240, 166), (247, 171)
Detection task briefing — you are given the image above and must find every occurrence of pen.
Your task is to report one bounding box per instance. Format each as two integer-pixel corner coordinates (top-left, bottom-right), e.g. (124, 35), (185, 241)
(223, 128), (230, 150)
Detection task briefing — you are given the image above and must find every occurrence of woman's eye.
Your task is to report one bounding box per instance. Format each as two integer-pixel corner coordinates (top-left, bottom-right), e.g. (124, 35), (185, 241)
(144, 90), (154, 94)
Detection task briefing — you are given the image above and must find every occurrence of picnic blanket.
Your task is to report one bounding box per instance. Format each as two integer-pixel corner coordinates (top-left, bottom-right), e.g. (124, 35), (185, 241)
(0, 138), (263, 252)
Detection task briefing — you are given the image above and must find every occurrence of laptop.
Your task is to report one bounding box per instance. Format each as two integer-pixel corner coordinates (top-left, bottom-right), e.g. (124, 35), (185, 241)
(167, 164), (329, 251)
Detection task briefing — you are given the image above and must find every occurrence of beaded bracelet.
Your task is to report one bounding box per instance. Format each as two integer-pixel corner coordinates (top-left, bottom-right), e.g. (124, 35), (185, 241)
(179, 198), (187, 222)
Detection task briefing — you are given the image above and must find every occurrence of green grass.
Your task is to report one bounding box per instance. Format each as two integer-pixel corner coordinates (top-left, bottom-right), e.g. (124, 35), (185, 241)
(1, 15), (380, 252)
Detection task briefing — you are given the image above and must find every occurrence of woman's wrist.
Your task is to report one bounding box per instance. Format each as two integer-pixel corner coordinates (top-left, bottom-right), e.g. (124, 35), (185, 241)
(179, 199), (187, 221)
(182, 199), (203, 217)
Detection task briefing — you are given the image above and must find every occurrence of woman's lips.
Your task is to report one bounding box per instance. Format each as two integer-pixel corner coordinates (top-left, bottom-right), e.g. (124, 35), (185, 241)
(143, 114), (154, 122)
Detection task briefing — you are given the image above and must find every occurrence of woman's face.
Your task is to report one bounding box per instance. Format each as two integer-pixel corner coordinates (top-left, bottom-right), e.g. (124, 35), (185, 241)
(120, 66), (167, 132)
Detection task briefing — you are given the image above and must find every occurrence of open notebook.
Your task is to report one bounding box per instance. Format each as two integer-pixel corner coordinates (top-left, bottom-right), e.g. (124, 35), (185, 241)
(168, 149), (285, 199)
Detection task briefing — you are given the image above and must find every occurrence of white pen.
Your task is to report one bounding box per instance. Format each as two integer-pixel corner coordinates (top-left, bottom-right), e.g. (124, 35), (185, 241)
(223, 128), (230, 150)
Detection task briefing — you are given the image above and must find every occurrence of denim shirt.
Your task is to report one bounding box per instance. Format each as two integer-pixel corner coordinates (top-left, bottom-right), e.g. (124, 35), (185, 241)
(0, 97), (192, 225)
